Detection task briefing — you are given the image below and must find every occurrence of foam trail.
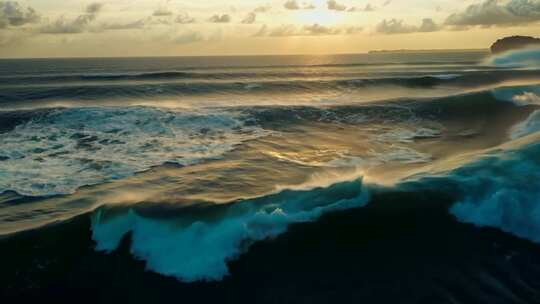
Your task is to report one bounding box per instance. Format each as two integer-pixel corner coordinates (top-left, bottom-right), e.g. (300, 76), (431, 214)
(512, 92), (540, 106)
(511, 109), (540, 139)
(0, 107), (269, 196)
(92, 179), (369, 282)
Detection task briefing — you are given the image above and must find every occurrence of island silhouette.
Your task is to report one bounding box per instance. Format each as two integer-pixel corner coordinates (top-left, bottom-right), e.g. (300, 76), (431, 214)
(491, 35), (540, 54)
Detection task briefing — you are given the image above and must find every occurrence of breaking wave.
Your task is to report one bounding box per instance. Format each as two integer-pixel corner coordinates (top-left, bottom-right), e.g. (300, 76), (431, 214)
(489, 47), (540, 68)
(0, 107), (269, 196)
(91, 178), (369, 282)
(398, 133), (540, 245)
(511, 109), (540, 139)
(450, 142), (540, 243)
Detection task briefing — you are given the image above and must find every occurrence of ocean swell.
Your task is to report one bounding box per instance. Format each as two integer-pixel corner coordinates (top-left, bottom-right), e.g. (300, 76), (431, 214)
(91, 178), (369, 282)
(2, 70), (540, 104)
(489, 47), (540, 68)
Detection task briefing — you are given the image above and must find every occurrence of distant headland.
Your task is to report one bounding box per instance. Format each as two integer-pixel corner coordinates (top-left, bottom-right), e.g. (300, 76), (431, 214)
(368, 49), (486, 54)
(367, 36), (540, 56)
(490, 36), (540, 54)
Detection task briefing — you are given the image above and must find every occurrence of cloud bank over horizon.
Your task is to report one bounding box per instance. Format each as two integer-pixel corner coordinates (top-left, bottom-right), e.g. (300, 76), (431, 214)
(0, 0), (539, 57)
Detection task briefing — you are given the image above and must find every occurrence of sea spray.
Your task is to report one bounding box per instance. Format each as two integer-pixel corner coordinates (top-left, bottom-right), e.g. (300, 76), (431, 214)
(92, 178), (369, 282)
(399, 140), (540, 245)
(488, 47), (540, 68)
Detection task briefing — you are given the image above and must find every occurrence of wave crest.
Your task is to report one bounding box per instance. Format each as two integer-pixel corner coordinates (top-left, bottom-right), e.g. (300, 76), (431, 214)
(400, 140), (540, 245)
(489, 48), (540, 68)
(449, 142), (540, 243)
(91, 179), (369, 282)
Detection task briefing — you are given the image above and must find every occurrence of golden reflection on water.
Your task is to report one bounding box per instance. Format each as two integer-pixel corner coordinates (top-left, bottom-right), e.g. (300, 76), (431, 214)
(2, 93), (539, 236)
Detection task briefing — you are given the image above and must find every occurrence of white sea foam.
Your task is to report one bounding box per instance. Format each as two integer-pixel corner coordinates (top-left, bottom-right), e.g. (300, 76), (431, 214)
(448, 142), (540, 244)
(370, 146), (432, 164)
(510, 110), (540, 139)
(92, 179), (369, 282)
(0, 107), (269, 196)
(368, 127), (439, 164)
(511, 92), (540, 106)
(377, 127), (441, 143)
(506, 91), (540, 139)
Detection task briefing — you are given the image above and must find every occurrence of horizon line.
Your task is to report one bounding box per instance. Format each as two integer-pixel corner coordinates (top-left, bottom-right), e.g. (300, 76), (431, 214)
(0, 48), (489, 60)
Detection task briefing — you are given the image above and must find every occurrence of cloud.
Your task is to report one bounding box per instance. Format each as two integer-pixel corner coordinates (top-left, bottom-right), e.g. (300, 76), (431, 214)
(376, 19), (414, 34)
(327, 0), (347, 11)
(40, 15), (95, 34)
(445, 0), (540, 27)
(255, 24), (294, 36)
(242, 4), (273, 24)
(374, 0), (540, 35)
(147, 17), (172, 26)
(284, 0), (315, 10)
(101, 19), (146, 30)
(86, 3), (104, 15)
(304, 23), (342, 35)
(242, 12), (257, 24)
(40, 3), (102, 34)
(0, 26), (32, 46)
(284, 0), (300, 10)
(255, 23), (361, 36)
(175, 13), (195, 24)
(346, 26), (364, 34)
(418, 18), (440, 32)
(376, 18), (440, 34)
(363, 4), (376, 12)
(0, 1), (40, 28)
(209, 14), (231, 23)
(153, 7), (173, 17)
(348, 3), (376, 12)
(254, 5), (272, 13)
(174, 31), (204, 44)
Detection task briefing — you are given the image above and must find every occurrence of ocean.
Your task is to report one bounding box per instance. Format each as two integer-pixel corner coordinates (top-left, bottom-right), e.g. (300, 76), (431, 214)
(1, 49), (540, 303)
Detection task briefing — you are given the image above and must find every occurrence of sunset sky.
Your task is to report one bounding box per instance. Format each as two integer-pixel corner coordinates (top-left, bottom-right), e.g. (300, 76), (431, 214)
(1, 0), (540, 57)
